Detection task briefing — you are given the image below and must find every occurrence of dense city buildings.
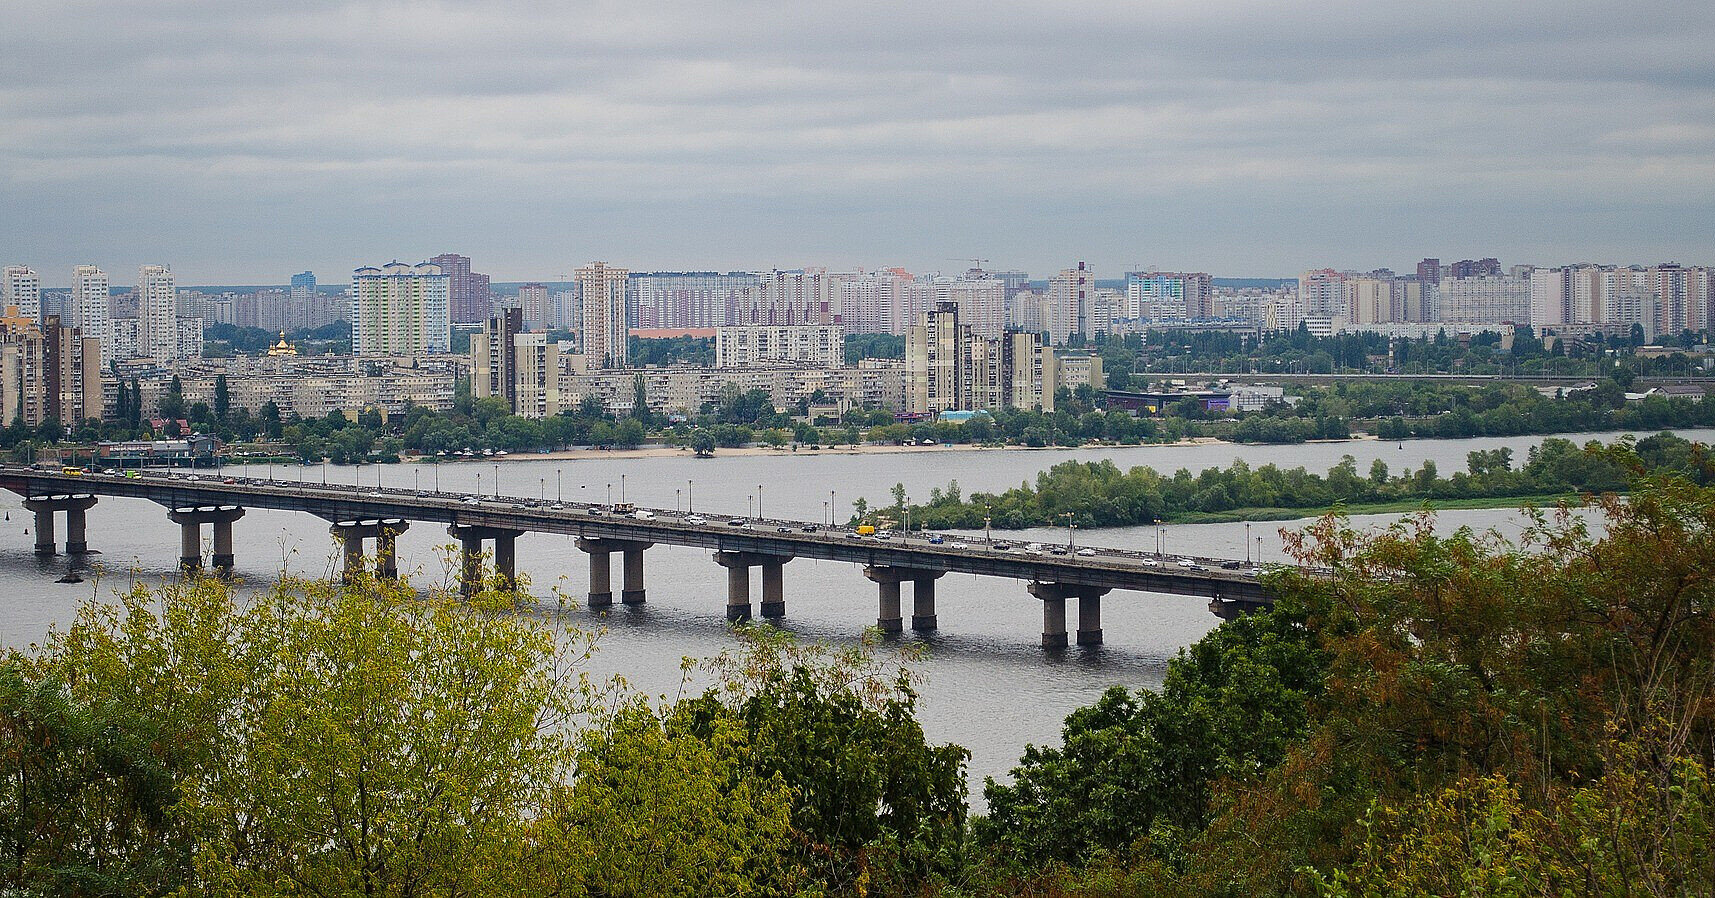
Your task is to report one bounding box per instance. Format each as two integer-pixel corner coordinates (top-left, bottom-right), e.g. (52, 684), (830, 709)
(630, 272), (759, 329)
(575, 261), (630, 368)
(904, 300), (1054, 415)
(714, 324), (843, 369)
(3, 266), (41, 320)
(350, 261), (451, 355)
(839, 269), (917, 335)
(741, 268), (845, 327)
(429, 253), (492, 325)
(137, 265), (179, 361)
(1124, 271), (1213, 322)
(131, 355), (457, 419)
(0, 306), (101, 427)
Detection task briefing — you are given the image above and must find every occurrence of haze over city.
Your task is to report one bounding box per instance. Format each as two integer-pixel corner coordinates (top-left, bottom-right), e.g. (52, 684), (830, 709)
(4, 0), (1713, 283)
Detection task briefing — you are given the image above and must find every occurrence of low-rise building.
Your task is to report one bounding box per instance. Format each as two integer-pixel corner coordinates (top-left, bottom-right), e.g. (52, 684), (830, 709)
(134, 355), (457, 420)
(714, 324), (843, 369)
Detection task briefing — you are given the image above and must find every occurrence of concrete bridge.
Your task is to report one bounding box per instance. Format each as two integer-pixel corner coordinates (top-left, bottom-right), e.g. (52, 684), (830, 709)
(0, 465), (1276, 649)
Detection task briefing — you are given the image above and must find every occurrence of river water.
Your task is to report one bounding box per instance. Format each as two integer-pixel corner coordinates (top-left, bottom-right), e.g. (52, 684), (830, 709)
(1, 428), (1699, 803)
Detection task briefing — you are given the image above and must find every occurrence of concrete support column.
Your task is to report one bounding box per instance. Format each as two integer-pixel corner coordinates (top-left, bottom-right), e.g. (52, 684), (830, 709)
(1029, 581), (1071, 649)
(179, 521), (201, 571)
(212, 517), (236, 574)
(1076, 589), (1110, 646)
(33, 508), (55, 557)
(622, 546), (647, 605)
(724, 560), (751, 622)
(714, 552), (757, 622)
(375, 522), (408, 580)
(865, 566), (906, 633)
(65, 506), (88, 555)
(911, 576), (941, 631)
(587, 548), (613, 607)
(760, 558), (785, 619)
(459, 535), (482, 596)
(493, 532), (517, 591)
(339, 531), (365, 581)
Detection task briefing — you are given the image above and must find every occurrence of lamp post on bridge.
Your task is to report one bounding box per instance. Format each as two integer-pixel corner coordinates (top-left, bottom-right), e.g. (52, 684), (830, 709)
(556, 468), (562, 503)
(1062, 512), (1076, 549)
(1256, 535), (1264, 564)
(1156, 525), (1164, 557)
(605, 483), (611, 506)
(677, 489), (682, 513)
(984, 503), (992, 543)
(621, 473), (627, 504)
(1245, 521), (1252, 563)
(539, 477), (545, 502)
(757, 484), (763, 519)
(492, 463), (499, 499)
(686, 479), (693, 514)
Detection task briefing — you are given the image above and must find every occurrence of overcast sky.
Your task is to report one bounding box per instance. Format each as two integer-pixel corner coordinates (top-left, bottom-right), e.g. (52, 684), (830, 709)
(4, 0), (1712, 285)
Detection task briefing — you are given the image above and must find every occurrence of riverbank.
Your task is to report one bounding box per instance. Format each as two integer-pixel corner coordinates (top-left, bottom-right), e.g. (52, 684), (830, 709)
(407, 434), (1379, 464)
(1158, 492), (1585, 525)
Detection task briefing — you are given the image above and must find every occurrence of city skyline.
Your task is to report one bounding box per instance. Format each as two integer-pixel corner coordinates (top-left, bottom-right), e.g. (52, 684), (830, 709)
(3, 1), (1711, 282)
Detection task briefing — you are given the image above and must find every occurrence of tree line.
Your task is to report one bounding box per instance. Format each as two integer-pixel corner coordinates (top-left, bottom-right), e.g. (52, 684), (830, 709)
(872, 432), (1710, 529)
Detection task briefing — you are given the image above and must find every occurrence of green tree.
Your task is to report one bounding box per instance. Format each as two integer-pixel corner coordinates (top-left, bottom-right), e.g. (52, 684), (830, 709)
(213, 374), (230, 422)
(689, 429), (716, 457)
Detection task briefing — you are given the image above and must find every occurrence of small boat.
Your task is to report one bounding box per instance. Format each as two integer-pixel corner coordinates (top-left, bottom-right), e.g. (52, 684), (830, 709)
(57, 572), (84, 584)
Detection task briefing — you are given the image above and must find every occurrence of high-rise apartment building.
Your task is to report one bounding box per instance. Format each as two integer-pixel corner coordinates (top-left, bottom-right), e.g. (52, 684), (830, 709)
(715, 324), (844, 369)
(741, 268), (844, 327)
(1449, 258), (1502, 280)
(576, 261), (630, 368)
(1416, 258), (1441, 288)
(630, 272), (760, 329)
(1435, 275), (1531, 324)
(0, 309), (101, 427)
(1299, 269), (1352, 322)
(1047, 262), (1094, 343)
(470, 308), (523, 408)
(839, 269), (916, 335)
(518, 283), (548, 330)
(512, 332), (561, 418)
(3, 266), (41, 320)
(289, 271), (317, 330)
(137, 265), (178, 360)
(350, 261), (452, 355)
(1124, 271), (1214, 321)
(429, 253), (492, 324)
(70, 265), (110, 364)
(905, 301), (1053, 415)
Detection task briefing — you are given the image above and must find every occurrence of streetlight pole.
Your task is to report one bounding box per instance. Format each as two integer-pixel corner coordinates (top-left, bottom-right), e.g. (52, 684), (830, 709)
(1256, 535), (1264, 564)
(492, 463), (499, 499)
(687, 479), (693, 513)
(757, 484), (763, 519)
(829, 490), (835, 526)
(477, 472), (483, 499)
(676, 488), (682, 513)
(1065, 512), (1075, 548)
(984, 504), (992, 543)
(434, 461), (439, 494)
(539, 477), (545, 502)
(621, 473), (626, 504)
(556, 468), (562, 503)
(822, 500), (828, 526)
(414, 468), (419, 494)
(1156, 525), (1164, 557)
(605, 483), (611, 506)
(1245, 521), (1252, 563)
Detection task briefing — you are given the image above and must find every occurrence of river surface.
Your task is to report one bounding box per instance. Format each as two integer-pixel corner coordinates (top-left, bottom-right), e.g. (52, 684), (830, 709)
(0, 428), (1700, 805)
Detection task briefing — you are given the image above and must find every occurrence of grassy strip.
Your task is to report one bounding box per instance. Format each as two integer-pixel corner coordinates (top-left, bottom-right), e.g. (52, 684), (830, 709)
(1158, 493), (1586, 525)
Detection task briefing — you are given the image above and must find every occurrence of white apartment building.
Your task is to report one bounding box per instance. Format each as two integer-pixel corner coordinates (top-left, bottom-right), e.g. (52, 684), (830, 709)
(1046, 262), (1094, 343)
(137, 265), (179, 360)
(512, 332), (560, 418)
(3, 266), (41, 320)
(840, 269), (917, 335)
(576, 261), (630, 368)
(1125, 272), (1214, 322)
(630, 272), (760, 329)
(350, 261), (452, 355)
(141, 355), (458, 419)
(1299, 269), (1352, 322)
(518, 283), (549, 331)
(715, 324), (844, 369)
(1434, 275), (1531, 325)
(176, 317), (205, 361)
(70, 265), (110, 364)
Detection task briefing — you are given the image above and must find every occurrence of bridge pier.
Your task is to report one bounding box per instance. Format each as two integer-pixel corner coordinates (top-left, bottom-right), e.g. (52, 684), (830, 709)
(1028, 582), (1111, 647)
(447, 524), (523, 596)
(864, 566), (945, 633)
(22, 494), (98, 556)
(330, 519), (410, 581)
(575, 538), (653, 608)
(167, 506), (246, 574)
(1208, 596), (1273, 621)
(714, 551), (792, 622)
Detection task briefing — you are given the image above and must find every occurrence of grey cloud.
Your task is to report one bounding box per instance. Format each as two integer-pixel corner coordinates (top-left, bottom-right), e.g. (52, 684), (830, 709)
(2, 0), (1712, 281)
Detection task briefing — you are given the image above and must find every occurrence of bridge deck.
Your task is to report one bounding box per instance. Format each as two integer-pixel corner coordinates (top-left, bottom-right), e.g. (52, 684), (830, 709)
(0, 465), (1274, 604)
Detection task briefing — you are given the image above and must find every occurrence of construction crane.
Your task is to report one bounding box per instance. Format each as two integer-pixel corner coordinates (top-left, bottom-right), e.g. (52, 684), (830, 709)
(948, 258), (991, 268)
